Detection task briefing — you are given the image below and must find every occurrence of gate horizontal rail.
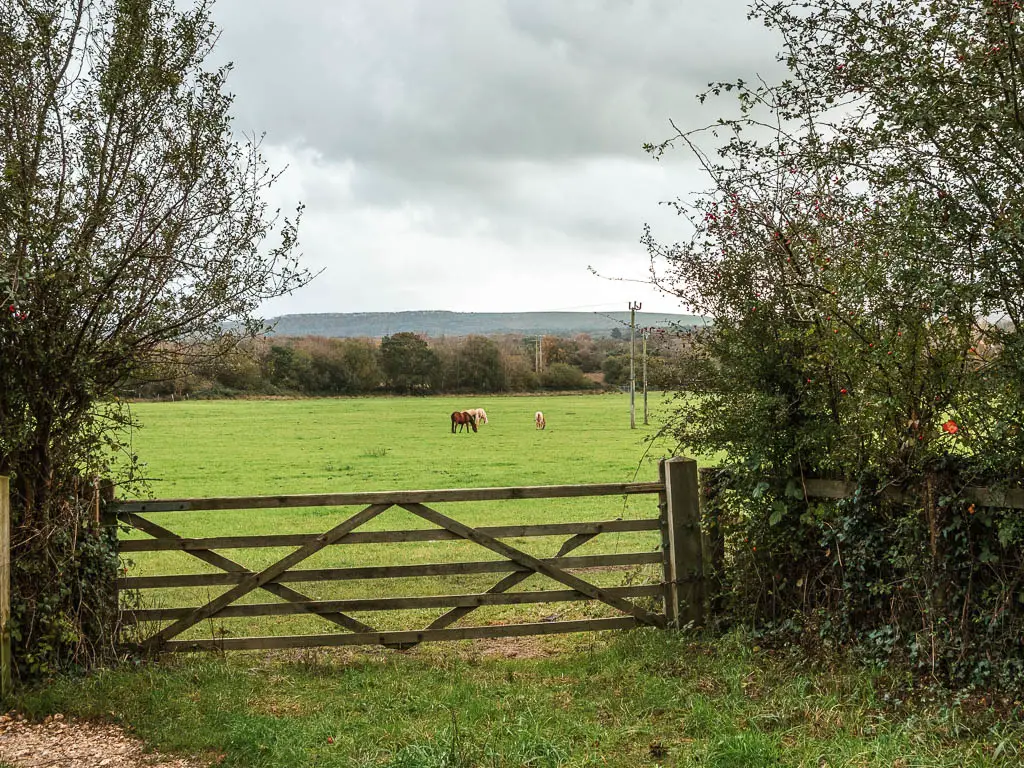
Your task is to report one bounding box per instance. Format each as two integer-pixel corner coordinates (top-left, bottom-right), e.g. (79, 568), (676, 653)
(113, 462), (705, 653)
(115, 481), (665, 514)
(118, 518), (661, 552)
(122, 585), (665, 623)
(163, 617), (643, 652)
(119, 552), (664, 590)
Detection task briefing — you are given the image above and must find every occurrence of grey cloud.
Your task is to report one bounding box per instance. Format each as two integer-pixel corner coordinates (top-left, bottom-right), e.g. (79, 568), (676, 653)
(201, 0), (784, 314)
(214, 1), (781, 169)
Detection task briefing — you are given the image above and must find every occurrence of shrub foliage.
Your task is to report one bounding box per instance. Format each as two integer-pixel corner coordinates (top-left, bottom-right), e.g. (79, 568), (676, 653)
(0, 0), (308, 679)
(647, 0), (1024, 687)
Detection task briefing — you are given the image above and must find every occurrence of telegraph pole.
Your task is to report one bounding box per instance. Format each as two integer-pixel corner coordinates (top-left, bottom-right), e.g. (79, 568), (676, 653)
(642, 327), (649, 425)
(629, 302), (641, 428)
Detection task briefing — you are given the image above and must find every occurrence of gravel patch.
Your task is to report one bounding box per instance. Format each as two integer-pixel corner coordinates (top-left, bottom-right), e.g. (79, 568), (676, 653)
(0, 713), (209, 768)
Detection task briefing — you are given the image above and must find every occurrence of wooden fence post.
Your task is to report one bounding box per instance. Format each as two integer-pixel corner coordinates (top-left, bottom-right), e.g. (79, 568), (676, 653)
(661, 457), (705, 627)
(1, 476), (11, 699)
(98, 479), (115, 526)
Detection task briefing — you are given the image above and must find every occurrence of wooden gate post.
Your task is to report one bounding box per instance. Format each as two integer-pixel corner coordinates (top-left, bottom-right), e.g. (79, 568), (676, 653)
(0, 476), (11, 699)
(659, 458), (705, 627)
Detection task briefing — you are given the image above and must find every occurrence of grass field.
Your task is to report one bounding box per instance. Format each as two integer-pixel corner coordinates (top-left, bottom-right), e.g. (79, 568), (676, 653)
(10, 393), (1024, 767)
(116, 393), (678, 642)
(122, 392), (675, 496)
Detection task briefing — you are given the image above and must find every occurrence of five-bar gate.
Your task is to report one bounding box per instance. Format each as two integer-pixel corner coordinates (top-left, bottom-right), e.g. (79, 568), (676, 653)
(113, 457), (704, 652)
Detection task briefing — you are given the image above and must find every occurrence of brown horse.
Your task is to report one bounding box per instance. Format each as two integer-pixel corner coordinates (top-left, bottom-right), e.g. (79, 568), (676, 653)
(451, 411), (478, 433)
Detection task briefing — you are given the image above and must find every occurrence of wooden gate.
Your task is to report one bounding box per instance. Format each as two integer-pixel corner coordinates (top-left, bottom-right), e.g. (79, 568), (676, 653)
(112, 458), (703, 652)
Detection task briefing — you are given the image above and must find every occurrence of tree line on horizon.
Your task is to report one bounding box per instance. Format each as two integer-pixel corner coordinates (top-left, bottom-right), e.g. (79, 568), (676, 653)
(128, 330), (690, 399)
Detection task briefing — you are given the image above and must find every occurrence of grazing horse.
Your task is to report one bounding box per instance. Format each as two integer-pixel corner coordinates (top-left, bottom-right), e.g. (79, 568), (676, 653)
(465, 408), (488, 425)
(451, 411), (478, 433)
(535, 411), (546, 430)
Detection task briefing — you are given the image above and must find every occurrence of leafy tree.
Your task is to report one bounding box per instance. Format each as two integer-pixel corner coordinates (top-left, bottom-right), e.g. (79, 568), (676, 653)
(380, 332), (437, 393)
(425, 336), (459, 392)
(540, 362), (593, 391)
(497, 345), (539, 392)
(601, 354), (629, 387)
(542, 335), (578, 368)
(0, 0), (308, 676)
(453, 335), (505, 392)
(338, 338), (382, 393)
(571, 334), (604, 373)
(645, 0), (1024, 684)
(265, 345), (314, 392)
(292, 337), (349, 394)
(209, 341), (266, 393)
(648, 0), (1024, 478)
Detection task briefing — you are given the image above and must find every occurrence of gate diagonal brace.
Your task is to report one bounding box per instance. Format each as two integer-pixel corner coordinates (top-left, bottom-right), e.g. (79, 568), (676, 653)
(122, 514), (378, 639)
(371, 532), (601, 650)
(143, 503), (391, 650)
(400, 504), (666, 629)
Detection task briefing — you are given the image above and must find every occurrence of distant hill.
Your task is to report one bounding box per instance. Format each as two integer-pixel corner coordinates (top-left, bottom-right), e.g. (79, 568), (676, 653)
(266, 311), (703, 339)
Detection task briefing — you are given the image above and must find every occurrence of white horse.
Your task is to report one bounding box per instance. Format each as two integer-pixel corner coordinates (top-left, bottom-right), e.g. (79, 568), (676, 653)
(465, 408), (488, 425)
(535, 411), (546, 430)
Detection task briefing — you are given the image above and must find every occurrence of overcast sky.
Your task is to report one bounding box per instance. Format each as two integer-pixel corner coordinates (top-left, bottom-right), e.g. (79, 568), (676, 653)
(205, 1), (783, 317)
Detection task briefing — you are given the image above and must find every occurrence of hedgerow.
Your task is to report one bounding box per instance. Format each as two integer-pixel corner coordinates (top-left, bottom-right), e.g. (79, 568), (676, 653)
(648, 0), (1024, 688)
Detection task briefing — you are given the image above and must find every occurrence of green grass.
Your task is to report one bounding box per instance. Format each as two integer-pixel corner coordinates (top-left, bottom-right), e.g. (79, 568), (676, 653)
(122, 392), (674, 497)
(14, 393), (1023, 766)
(15, 630), (1023, 767)
(117, 393), (679, 641)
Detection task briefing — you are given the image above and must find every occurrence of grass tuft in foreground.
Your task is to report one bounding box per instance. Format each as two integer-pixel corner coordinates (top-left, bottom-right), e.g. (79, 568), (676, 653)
(13, 629), (1024, 767)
